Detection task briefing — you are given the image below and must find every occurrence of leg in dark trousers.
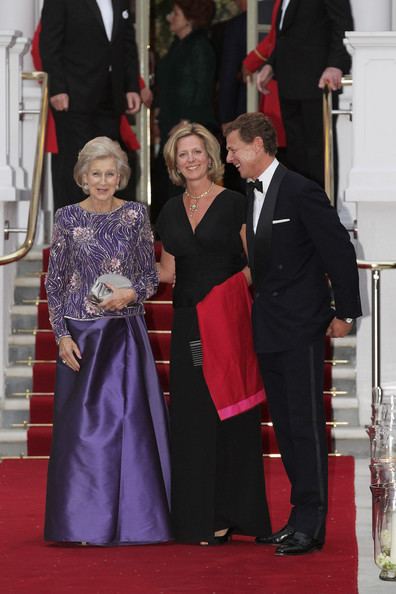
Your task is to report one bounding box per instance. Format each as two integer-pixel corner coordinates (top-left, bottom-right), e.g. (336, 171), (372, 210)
(52, 110), (120, 211)
(257, 336), (328, 543)
(280, 97), (325, 189)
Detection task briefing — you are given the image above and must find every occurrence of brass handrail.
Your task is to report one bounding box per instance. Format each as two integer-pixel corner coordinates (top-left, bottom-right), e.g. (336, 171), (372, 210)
(323, 75), (353, 205)
(0, 71), (48, 266)
(357, 259), (396, 405)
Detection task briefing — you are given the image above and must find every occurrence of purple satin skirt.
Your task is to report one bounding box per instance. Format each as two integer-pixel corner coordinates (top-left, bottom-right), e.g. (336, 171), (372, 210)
(44, 316), (172, 545)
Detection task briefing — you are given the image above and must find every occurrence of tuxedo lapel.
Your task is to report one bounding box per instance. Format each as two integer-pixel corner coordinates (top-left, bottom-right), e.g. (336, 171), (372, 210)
(254, 163), (287, 282)
(111, 0), (120, 42)
(85, 0), (106, 29)
(280, 0), (299, 32)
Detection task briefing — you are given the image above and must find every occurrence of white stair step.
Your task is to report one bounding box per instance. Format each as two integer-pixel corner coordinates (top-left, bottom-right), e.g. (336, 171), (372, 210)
(11, 304), (37, 315)
(332, 396), (358, 409)
(2, 399), (29, 411)
(0, 429), (26, 442)
(23, 249), (46, 261)
(14, 276), (40, 288)
(332, 336), (356, 348)
(5, 366), (33, 379)
(8, 334), (35, 346)
(332, 367), (356, 380)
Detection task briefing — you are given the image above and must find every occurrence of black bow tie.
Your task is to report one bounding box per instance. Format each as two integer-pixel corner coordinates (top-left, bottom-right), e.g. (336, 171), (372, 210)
(247, 179), (263, 194)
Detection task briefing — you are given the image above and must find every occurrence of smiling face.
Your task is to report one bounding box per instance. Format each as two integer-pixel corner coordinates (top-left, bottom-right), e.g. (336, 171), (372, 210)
(226, 130), (265, 180)
(83, 157), (120, 202)
(167, 4), (192, 38)
(175, 134), (210, 184)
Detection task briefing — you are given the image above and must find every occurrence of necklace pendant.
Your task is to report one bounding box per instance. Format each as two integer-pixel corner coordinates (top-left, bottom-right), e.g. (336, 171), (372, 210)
(190, 203), (198, 211)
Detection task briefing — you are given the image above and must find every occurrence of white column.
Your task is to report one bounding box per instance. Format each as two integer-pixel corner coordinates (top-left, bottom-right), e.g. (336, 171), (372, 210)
(329, 0), (392, 220)
(0, 0), (38, 70)
(9, 37), (30, 190)
(0, 31), (20, 201)
(350, 0), (392, 31)
(344, 32), (396, 424)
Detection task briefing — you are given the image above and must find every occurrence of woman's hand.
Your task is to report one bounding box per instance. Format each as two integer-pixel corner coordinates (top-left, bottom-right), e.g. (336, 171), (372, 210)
(99, 285), (136, 311)
(157, 248), (176, 284)
(242, 266), (252, 286)
(58, 336), (82, 372)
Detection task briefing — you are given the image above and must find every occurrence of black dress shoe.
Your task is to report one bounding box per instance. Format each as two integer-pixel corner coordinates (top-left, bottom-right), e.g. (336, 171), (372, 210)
(275, 531), (323, 556)
(255, 525), (295, 545)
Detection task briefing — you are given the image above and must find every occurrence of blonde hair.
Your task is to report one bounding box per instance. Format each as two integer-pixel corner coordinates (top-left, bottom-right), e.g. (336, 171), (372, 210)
(73, 136), (131, 192)
(163, 122), (224, 186)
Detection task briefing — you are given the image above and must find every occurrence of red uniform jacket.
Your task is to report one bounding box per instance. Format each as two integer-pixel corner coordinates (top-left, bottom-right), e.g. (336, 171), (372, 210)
(243, 0), (286, 147)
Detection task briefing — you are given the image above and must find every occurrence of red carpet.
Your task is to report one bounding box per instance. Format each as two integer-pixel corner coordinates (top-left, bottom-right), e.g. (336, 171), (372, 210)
(0, 457), (357, 594)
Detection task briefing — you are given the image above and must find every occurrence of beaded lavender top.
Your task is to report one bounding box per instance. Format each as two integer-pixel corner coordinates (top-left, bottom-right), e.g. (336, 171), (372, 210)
(45, 201), (158, 341)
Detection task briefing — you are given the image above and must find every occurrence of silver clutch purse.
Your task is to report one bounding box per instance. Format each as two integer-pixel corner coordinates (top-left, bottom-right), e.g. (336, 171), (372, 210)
(87, 273), (132, 304)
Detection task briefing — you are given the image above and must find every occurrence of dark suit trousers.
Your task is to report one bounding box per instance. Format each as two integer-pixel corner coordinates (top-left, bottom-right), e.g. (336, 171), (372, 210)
(51, 109), (120, 211)
(257, 336), (328, 542)
(279, 95), (339, 198)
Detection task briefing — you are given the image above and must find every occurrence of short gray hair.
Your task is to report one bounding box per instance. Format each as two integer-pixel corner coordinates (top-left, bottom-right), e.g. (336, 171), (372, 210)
(73, 136), (131, 192)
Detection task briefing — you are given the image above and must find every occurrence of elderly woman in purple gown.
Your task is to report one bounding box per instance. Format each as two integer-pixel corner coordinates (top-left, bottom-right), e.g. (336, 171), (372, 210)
(44, 137), (171, 545)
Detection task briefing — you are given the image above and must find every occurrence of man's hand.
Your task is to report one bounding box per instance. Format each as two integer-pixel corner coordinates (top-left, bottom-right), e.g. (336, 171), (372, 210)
(126, 91), (141, 114)
(242, 63), (253, 83)
(58, 336), (81, 372)
(140, 86), (153, 108)
(318, 67), (343, 91)
(326, 317), (353, 338)
(256, 64), (273, 95)
(50, 93), (69, 111)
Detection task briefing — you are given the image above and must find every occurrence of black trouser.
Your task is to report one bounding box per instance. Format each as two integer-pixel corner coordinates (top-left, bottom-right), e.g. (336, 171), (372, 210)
(52, 109), (121, 211)
(257, 336), (328, 543)
(280, 95), (339, 200)
(51, 74), (138, 211)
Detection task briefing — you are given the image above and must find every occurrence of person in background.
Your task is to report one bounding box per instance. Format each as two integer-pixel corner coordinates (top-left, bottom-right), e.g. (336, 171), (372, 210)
(255, 0), (354, 192)
(215, 0), (248, 192)
(156, 122), (271, 545)
(242, 0), (286, 153)
(225, 112), (361, 555)
(39, 0), (141, 211)
(44, 137), (171, 545)
(32, 18), (151, 163)
(151, 0), (217, 222)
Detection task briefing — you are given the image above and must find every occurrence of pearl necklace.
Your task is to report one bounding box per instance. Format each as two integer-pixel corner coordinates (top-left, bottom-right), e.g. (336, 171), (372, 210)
(185, 182), (214, 217)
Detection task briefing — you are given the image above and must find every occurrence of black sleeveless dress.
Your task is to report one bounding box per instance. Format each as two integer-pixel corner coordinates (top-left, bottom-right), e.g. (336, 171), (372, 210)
(156, 189), (271, 542)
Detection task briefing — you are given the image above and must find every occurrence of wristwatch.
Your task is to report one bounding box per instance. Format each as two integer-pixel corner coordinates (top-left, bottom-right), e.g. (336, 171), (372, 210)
(342, 318), (354, 324)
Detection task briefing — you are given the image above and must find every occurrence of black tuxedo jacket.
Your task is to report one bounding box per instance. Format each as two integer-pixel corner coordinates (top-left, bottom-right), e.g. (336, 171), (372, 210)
(267, 0), (354, 100)
(247, 163), (361, 353)
(40, 0), (139, 114)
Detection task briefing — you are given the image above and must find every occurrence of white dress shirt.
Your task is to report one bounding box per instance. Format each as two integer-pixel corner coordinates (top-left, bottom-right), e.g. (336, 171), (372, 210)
(252, 158), (279, 233)
(279, 0), (292, 30)
(96, 0), (114, 41)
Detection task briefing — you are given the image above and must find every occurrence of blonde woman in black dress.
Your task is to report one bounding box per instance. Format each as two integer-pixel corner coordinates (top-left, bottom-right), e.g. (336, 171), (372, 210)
(156, 122), (271, 545)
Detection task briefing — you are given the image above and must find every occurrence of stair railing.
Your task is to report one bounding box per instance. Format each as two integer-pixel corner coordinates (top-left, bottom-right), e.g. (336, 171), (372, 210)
(323, 74), (353, 206)
(357, 259), (396, 404)
(0, 70), (48, 266)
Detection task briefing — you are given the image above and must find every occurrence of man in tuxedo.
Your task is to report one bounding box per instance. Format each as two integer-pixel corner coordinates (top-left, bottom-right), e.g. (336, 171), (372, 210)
(256, 0), (354, 191)
(225, 112), (361, 555)
(40, 0), (141, 210)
